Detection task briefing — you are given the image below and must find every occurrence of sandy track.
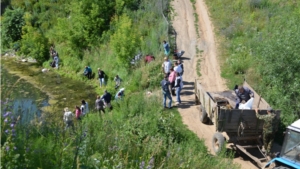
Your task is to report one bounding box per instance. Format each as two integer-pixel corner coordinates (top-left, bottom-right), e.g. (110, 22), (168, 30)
(171, 0), (258, 168)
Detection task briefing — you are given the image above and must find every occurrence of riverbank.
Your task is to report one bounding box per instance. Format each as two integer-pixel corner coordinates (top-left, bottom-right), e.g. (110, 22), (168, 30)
(1, 55), (239, 169)
(1, 57), (97, 114)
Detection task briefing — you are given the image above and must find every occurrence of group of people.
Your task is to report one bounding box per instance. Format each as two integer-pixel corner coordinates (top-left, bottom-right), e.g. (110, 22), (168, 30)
(61, 65), (124, 132)
(60, 40), (277, 159)
(63, 100), (89, 131)
(164, 39), (277, 157)
(160, 40), (184, 109)
(63, 88), (126, 131)
(83, 66), (122, 89)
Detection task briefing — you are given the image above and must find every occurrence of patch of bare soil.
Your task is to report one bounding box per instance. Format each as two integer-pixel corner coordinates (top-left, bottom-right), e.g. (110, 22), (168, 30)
(171, 0), (260, 168)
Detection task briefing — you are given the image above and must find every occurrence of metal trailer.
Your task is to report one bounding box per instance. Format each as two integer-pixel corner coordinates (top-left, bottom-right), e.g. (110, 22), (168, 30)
(194, 79), (281, 168)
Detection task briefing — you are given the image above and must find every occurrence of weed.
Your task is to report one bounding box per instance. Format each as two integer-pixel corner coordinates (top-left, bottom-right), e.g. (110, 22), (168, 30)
(196, 59), (202, 77)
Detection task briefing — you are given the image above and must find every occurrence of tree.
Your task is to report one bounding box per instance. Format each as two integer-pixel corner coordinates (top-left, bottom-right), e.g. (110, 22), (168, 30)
(110, 14), (141, 67)
(1, 8), (25, 49)
(51, 0), (116, 59)
(19, 12), (49, 64)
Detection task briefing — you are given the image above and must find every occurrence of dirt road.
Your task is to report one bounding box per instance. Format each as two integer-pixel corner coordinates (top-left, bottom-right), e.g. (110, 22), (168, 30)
(171, 0), (258, 168)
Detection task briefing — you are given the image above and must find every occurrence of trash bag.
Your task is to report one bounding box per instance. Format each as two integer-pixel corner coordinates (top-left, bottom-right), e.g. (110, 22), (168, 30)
(239, 98), (254, 109)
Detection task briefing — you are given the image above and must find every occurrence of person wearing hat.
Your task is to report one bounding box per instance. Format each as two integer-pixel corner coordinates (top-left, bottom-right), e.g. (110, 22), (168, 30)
(63, 107), (75, 131)
(115, 88), (125, 100)
(255, 107), (277, 156)
(160, 74), (172, 109)
(162, 57), (172, 77)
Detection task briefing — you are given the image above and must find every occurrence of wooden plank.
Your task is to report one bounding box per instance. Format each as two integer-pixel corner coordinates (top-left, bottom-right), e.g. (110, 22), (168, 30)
(258, 158), (268, 161)
(236, 145), (264, 167)
(221, 123), (263, 128)
(194, 81), (216, 113)
(239, 145), (260, 149)
(227, 109), (232, 123)
(243, 81), (270, 109)
(204, 92), (209, 115)
(236, 136), (260, 141)
(218, 109), (269, 132)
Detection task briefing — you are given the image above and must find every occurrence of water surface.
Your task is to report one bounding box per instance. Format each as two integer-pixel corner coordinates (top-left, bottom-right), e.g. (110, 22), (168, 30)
(1, 58), (97, 123)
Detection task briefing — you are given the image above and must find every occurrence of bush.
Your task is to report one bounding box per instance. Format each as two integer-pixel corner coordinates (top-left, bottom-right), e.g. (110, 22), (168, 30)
(1, 8), (25, 49)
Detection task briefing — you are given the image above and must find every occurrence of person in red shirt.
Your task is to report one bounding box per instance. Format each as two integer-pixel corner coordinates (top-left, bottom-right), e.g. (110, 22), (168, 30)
(144, 55), (155, 63)
(75, 106), (81, 120)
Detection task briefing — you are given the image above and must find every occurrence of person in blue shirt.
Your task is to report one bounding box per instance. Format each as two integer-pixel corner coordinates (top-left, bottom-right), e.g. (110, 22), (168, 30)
(163, 40), (170, 56)
(83, 66), (92, 79)
(160, 75), (172, 109)
(53, 55), (59, 69)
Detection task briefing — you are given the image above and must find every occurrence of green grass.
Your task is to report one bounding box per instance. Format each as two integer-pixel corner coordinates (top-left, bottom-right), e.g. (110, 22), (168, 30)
(1, 94), (239, 168)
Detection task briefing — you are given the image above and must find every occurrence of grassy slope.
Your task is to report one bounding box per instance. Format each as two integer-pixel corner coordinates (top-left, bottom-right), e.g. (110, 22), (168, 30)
(1, 0), (239, 168)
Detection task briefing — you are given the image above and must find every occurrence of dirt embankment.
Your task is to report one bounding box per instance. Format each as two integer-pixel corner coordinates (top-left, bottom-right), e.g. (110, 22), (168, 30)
(171, 0), (259, 168)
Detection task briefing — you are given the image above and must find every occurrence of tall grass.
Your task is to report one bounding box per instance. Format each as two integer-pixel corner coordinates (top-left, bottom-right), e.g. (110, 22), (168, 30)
(1, 95), (239, 168)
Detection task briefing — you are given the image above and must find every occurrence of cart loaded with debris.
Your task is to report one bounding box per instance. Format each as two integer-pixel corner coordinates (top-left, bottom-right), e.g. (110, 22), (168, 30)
(194, 79), (281, 168)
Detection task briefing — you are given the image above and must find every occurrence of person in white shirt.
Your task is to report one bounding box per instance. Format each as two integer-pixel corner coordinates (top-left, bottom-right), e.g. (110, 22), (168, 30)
(63, 107), (74, 131)
(174, 62), (182, 75)
(162, 57), (172, 76)
(80, 100), (89, 116)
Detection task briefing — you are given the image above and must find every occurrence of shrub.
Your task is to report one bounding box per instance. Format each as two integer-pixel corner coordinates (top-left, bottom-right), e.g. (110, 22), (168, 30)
(1, 8), (25, 49)
(19, 13), (49, 64)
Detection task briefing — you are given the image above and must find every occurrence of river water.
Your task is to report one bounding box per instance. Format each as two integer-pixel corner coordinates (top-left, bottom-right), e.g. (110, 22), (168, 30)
(1, 68), (49, 124)
(1, 58), (97, 124)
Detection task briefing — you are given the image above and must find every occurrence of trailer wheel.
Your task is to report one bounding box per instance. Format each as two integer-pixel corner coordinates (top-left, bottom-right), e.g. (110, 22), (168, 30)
(200, 105), (208, 123)
(212, 132), (225, 154)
